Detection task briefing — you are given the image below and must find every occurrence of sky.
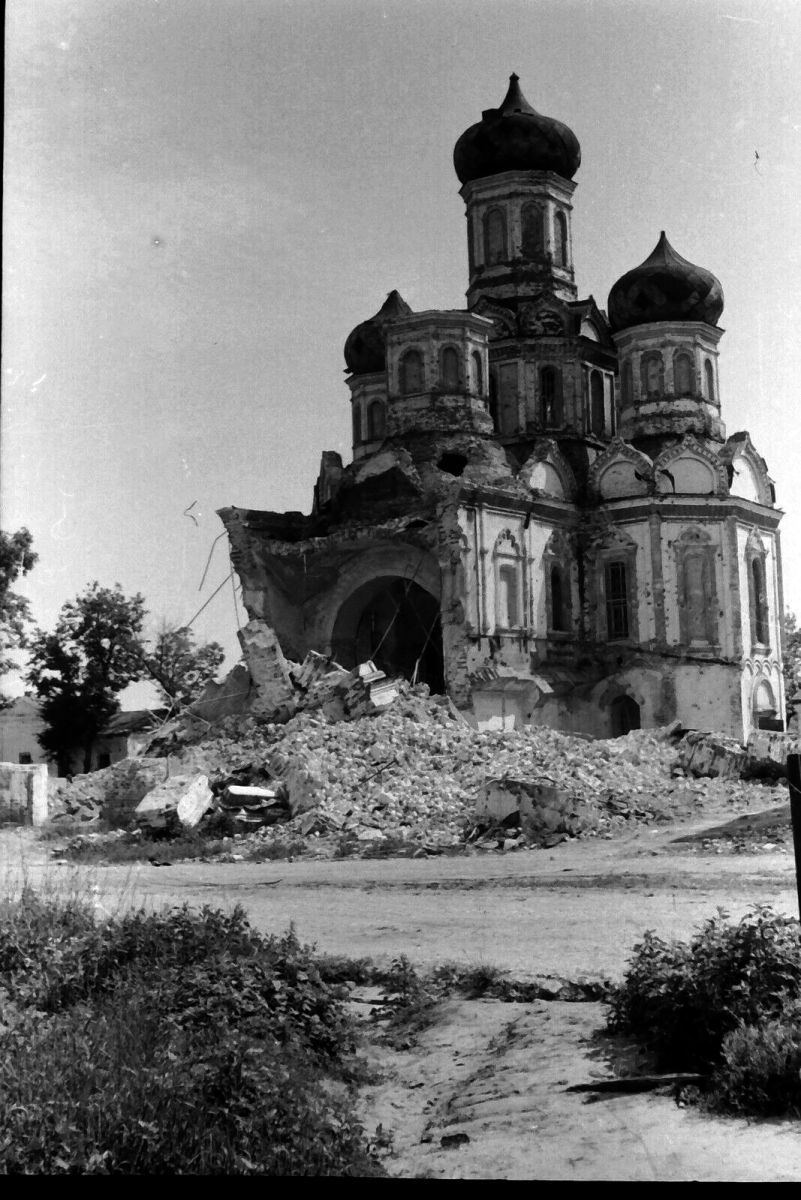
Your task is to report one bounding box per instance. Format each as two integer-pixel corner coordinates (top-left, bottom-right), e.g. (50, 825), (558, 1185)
(4, 0), (801, 705)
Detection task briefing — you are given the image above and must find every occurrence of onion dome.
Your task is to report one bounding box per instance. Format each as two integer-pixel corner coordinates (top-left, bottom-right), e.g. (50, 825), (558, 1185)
(453, 74), (581, 185)
(607, 232), (724, 333)
(344, 290), (412, 375)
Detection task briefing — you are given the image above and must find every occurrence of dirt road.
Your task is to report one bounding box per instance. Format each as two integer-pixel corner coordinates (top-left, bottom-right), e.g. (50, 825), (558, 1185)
(3, 799), (801, 1180)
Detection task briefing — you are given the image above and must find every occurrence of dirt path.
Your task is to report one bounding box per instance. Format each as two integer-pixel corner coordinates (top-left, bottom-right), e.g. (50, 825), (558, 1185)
(3, 800), (801, 1180)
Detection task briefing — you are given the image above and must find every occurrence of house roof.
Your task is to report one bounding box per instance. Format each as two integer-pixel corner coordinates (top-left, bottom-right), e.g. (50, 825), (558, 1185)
(100, 709), (168, 737)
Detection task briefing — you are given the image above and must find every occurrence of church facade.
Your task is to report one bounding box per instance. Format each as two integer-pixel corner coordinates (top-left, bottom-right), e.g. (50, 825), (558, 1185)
(220, 76), (785, 740)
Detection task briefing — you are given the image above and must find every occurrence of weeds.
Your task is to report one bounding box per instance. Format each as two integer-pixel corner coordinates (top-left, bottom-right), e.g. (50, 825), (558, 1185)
(608, 905), (801, 1117)
(0, 892), (384, 1175)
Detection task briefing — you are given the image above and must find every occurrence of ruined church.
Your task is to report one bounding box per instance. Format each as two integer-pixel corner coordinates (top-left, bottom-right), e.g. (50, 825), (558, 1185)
(220, 76), (785, 740)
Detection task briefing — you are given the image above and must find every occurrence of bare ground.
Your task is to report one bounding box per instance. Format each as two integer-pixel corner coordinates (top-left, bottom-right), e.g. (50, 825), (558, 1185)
(2, 792), (801, 1180)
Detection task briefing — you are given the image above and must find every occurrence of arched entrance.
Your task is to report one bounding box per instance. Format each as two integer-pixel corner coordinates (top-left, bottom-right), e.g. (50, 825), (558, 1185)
(610, 694), (641, 737)
(331, 576), (445, 693)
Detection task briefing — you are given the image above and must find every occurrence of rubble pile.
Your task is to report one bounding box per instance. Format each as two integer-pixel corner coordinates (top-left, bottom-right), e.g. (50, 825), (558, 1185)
(48, 677), (784, 856)
(165, 685), (770, 851)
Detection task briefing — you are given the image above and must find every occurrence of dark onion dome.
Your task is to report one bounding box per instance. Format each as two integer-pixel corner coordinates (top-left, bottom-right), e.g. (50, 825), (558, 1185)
(344, 290), (412, 375)
(607, 232), (724, 333)
(453, 74), (581, 185)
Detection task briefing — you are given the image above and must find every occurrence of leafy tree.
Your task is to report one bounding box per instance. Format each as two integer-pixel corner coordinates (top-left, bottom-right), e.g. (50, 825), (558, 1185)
(141, 623), (225, 709)
(27, 583), (146, 775)
(0, 528), (38, 705)
(783, 609), (801, 718)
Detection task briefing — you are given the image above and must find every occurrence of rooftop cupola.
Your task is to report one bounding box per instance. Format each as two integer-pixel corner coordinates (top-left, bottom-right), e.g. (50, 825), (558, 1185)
(608, 232), (724, 333)
(344, 290), (412, 376)
(453, 74), (581, 185)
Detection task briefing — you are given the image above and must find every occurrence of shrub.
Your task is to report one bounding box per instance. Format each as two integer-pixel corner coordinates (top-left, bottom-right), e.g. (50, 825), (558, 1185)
(0, 894), (384, 1175)
(607, 906), (801, 1073)
(711, 1000), (801, 1117)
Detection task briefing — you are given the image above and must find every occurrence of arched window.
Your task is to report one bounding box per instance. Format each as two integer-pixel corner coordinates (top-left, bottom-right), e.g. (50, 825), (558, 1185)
(682, 552), (712, 643)
(605, 559), (630, 639)
(641, 351), (663, 397)
(352, 403), (362, 445)
(554, 211), (568, 267)
(471, 350), (483, 397)
(521, 203), (544, 258)
(705, 358), (715, 402)
(494, 531), (524, 630)
(498, 564), (520, 627)
(590, 370), (605, 434)
(540, 366), (555, 424)
(550, 564), (570, 632)
(366, 400), (386, 441)
(622, 360), (633, 406)
(488, 372), (499, 429)
(483, 207), (507, 265)
(399, 348), (423, 395)
(753, 680), (779, 730)
(539, 366), (562, 426)
(674, 351), (693, 396)
(750, 556), (769, 647)
(441, 346), (460, 391)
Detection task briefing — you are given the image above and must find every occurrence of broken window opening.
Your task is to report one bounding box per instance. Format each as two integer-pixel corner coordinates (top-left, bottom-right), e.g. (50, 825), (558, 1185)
(705, 358), (715, 402)
(437, 453), (468, 477)
(352, 403), (362, 444)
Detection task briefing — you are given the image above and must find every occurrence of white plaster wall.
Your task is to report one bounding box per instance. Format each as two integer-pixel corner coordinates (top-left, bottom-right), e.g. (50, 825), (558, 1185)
(673, 662), (743, 738)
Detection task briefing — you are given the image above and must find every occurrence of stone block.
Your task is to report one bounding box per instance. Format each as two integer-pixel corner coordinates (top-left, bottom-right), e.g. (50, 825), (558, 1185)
(0, 762), (48, 826)
(237, 619), (297, 719)
(134, 773), (213, 830)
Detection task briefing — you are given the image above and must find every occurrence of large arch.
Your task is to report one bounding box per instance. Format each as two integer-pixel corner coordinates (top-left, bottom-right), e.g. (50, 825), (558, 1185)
(330, 575), (444, 692)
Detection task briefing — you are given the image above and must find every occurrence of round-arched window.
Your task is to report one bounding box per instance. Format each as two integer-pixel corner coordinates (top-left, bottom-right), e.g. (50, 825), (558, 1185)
(441, 347), (460, 391)
(399, 349), (424, 395)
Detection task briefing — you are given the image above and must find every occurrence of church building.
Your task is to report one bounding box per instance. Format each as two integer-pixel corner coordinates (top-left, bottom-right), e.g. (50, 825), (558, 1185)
(220, 76), (785, 740)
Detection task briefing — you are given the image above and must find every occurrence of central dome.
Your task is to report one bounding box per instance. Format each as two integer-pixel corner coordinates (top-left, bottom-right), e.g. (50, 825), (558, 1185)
(453, 74), (581, 185)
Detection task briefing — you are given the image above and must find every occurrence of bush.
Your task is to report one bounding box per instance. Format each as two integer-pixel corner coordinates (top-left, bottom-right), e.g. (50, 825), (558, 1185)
(607, 906), (801, 1072)
(0, 894), (384, 1175)
(712, 1000), (801, 1117)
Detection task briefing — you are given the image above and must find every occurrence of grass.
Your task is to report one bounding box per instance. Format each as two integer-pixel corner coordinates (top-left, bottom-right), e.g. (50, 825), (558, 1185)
(0, 888), (385, 1175)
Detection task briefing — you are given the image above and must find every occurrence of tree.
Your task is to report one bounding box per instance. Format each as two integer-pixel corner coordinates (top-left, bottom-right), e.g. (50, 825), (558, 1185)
(0, 527), (38, 705)
(141, 624), (225, 709)
(27, 582), (146, 775)
(783, 609), (801, 714)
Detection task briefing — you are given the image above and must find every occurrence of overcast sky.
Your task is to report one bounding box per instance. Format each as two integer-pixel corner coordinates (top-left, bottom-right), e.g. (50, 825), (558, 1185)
(4, 0), (801, 704)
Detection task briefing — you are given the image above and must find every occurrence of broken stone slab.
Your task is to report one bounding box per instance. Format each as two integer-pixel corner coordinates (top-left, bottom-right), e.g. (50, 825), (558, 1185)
(220, 783), (287, 810)
(677, 731), (747, 780)
(475, 778), (589, 842)
(237, 619), (297, 720)
(134, 774), (213, 831)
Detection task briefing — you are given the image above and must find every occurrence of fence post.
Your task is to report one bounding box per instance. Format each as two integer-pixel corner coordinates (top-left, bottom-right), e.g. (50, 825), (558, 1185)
(788, 755), (801, 921)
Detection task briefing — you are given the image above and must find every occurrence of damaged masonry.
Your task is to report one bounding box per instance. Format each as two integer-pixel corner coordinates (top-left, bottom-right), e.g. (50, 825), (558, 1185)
(219, 75), (786, 742)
